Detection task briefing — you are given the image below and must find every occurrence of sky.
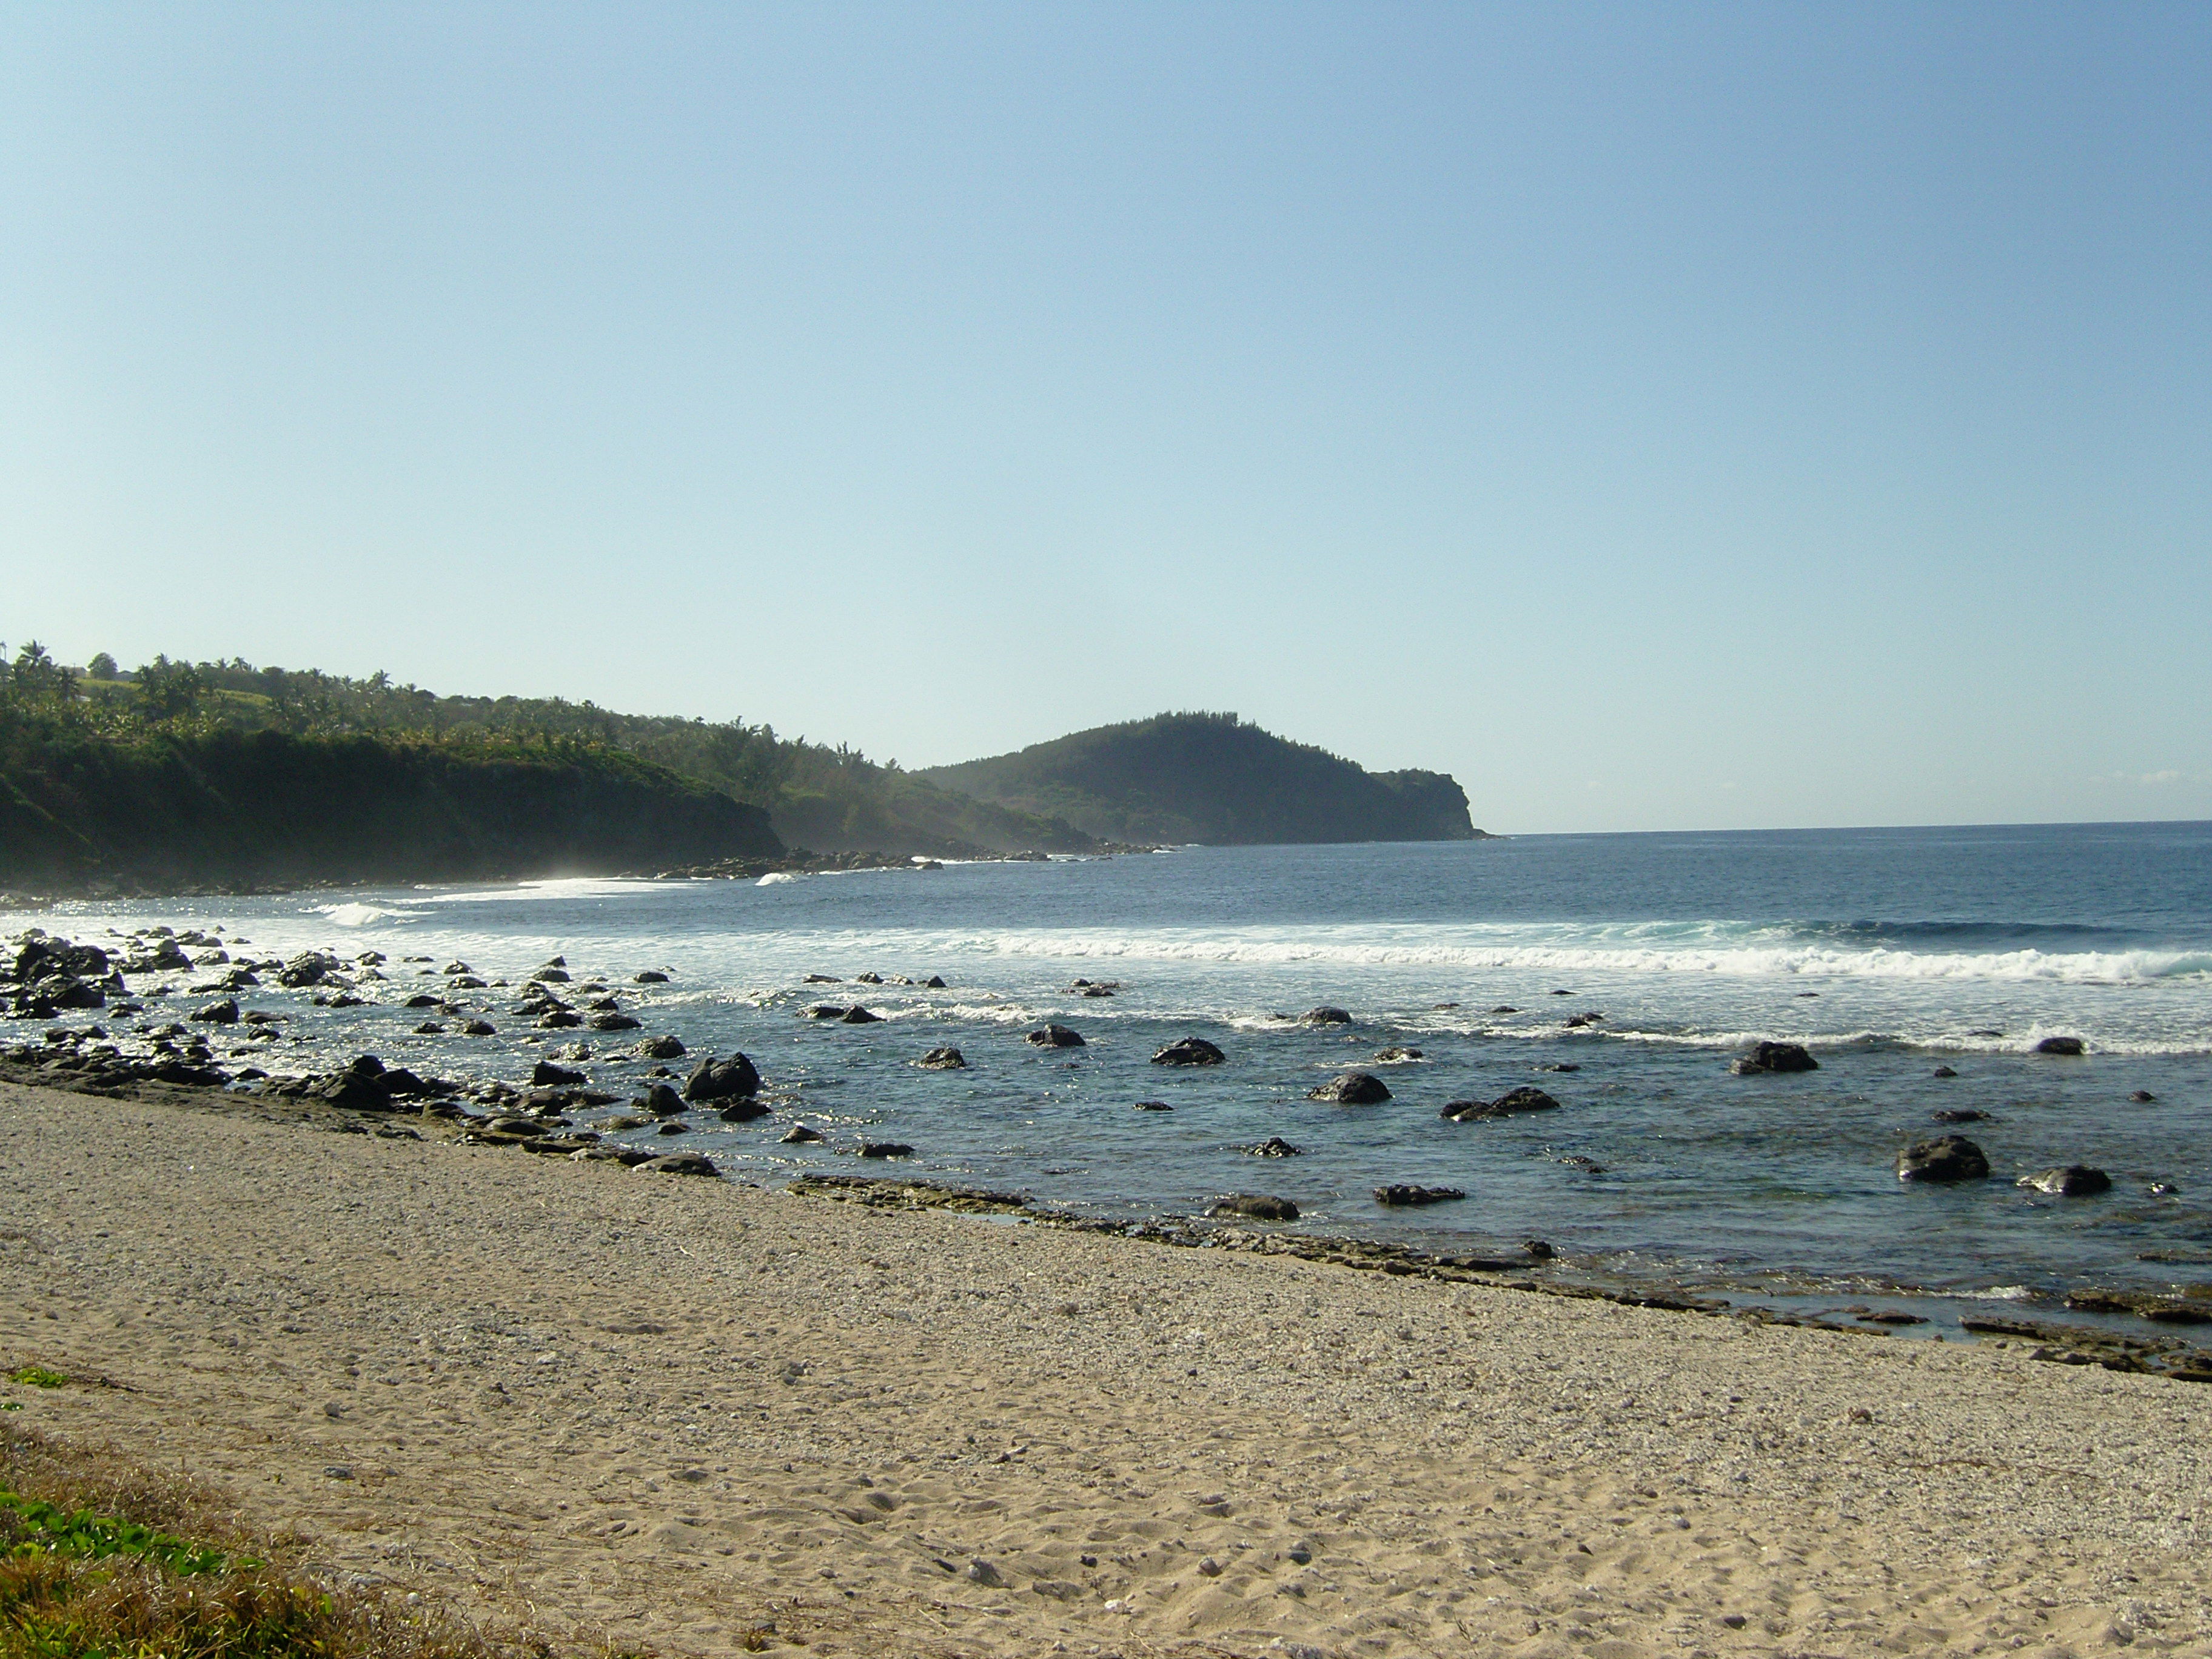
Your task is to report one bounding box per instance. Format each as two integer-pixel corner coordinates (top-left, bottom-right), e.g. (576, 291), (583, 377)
(2, 3), (2207, 834)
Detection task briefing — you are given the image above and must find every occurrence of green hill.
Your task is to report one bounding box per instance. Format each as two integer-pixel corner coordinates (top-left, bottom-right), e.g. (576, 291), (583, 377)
(920, 712), (1485, 845)
(0, 645), (1093, 875)
(0, 723), (784, 893)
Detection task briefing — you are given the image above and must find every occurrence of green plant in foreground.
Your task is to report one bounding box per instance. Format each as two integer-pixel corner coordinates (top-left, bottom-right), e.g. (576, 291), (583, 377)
(0, 1490), (244, 1576)
(2, 1374), (63, 1392)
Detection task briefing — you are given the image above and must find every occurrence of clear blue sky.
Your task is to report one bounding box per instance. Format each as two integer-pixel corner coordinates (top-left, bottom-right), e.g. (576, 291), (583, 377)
(4, 3), (2207, 833)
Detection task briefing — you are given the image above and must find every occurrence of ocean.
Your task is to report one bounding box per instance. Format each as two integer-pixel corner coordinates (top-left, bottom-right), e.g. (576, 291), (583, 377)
(15, 821), (2212, 1336)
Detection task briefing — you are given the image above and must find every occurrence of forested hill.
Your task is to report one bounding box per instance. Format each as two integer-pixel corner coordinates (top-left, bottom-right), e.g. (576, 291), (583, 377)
(0, 646), (1093, 884)
(920, 712), (1486, 845)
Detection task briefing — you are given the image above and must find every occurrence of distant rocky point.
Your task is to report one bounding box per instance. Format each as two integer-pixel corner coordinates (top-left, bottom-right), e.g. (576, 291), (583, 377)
(920, 711), (1487, 845)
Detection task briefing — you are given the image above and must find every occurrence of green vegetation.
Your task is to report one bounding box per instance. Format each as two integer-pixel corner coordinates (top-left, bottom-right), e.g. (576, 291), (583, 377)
(0, 643), (1087, 885)
(920, 711), (1484, 845)
(0, 1424), (508, 1659)
(0, 646), (1482, 888)
(1, 1375), (61, 1393)
(0, 1490), (241, 1576)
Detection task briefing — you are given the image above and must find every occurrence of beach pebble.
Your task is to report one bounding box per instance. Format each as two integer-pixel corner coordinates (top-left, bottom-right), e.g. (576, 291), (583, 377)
(635, 1153), (718, 1177)
(965, 1559), (1005, 1587)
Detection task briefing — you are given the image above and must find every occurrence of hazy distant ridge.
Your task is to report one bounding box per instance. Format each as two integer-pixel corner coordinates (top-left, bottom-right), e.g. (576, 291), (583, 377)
(922, 711), (1484, 845)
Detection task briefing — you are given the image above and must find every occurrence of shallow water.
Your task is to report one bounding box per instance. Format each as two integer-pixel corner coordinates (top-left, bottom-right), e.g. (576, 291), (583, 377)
(15, 823), (2212, 1336)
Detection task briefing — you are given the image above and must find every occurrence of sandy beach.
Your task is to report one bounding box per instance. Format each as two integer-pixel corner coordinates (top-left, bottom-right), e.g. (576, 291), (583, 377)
(2, 1076), (2206, 1658)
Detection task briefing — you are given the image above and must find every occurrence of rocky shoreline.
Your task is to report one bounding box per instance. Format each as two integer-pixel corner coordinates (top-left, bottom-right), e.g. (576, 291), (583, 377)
(7, 911), (2210, 1392)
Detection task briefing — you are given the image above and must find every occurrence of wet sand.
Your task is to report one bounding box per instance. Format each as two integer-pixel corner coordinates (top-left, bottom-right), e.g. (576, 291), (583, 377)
(2, 1077), (2206, 1657)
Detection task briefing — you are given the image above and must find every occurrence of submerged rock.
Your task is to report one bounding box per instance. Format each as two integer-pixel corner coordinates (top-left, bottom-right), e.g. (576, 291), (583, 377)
(858, 1142), (914, 1159)
(840, 1006), (883, 1025)
(1374, 1184), (1466, 1207)
(1932, 1065), (1959, 1078)
(2036, 1036), (2086, 1056)
(1304, 1006), (1353, 1025)
(1931, 1108), (1989, 1124)
(1208, 1193), (1299, 1221)
(1027, 1024), (1085, 1048)
(1247, 1136), (1302, 1156)
(1153, 1037), (1224, 1066)
(804, 1004), (848, 1019)
(781, 1123), (823, 1144)
(1373, 1046), (1424, 1062)
(1441, 1085), (1559, 1121)
(1132, 1099), (1173, 1111)
(1731, 1041), (1818, 1075)
(1897, 1135), (1989, 1182)
(2018, 1165), (2111, 1196)
(916, 1046), (968, 1070)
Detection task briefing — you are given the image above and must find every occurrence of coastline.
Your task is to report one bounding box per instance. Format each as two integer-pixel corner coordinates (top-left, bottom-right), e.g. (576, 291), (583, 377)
(4, 1076), (2206, 1657)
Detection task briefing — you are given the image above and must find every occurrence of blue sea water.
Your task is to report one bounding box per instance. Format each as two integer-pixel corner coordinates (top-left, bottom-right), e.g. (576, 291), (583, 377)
(15, 821), (2212, 1333)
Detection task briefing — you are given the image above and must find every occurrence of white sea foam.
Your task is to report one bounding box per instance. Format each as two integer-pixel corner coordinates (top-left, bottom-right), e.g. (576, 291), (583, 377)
(937, 925), (2211, 987)
(313, 902), (426, 928)
(757, 872), (802, 886)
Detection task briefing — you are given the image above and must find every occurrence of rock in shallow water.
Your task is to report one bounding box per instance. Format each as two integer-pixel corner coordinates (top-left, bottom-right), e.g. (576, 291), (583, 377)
(2036, 1035), (2086, 1056)
(684, 1054), (760, 1101)
(1731, 1041), (1818, 1075)
(1307, 1071), (1390, 1105)
(916, 1046), (967, 1070)
(1375, 1184), (1465, 1207)
(2018, 1165), (2111, 1196)
(1027, 1024), (1085, 1048)
(1441, 1085), (1559, 1121)
(1208, 1193), (1298, 1221)
(1153, 1037), (1224, 1066)
(1897, 1135), (1989, 1182)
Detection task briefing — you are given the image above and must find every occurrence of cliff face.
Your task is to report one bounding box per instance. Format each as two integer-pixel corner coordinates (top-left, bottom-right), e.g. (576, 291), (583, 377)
(0, 728), (782, 891)
(921, 712), (1484, 846)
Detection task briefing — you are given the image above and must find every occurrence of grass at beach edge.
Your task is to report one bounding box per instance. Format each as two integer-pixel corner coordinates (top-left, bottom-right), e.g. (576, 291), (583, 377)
(0, 1418), (565, 1659)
